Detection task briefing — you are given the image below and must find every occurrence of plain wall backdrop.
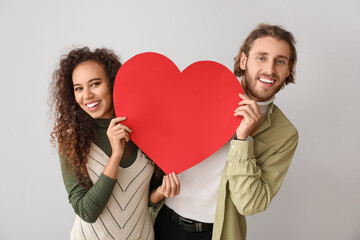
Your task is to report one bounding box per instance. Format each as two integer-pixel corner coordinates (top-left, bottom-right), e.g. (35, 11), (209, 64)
(1, 0), (359, 239)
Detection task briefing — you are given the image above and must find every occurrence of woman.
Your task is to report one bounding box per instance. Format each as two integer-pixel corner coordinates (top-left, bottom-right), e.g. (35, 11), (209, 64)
(49, 47), (180, 240)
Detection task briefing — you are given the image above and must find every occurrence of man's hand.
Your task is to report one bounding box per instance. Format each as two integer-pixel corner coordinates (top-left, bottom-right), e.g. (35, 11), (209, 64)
(234, 94), (261, 139)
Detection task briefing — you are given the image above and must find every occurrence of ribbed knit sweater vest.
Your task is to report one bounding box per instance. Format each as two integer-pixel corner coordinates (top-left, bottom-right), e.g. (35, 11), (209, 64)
(70, 143), (154, 240)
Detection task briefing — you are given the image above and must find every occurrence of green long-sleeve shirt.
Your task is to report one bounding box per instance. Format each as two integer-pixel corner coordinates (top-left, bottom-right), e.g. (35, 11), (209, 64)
(213, 103), (298, 240)
(60, 118), (160, 223)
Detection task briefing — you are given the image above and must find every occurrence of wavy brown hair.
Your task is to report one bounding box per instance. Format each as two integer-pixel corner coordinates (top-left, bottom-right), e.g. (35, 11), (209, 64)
(49, 47), (122, 189)
(234, 23), (297, 85)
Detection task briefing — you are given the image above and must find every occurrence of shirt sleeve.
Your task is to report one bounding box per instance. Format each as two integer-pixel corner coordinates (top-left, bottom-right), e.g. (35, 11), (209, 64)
(60, 155), (116, 223)
(225, 130), (298, 215)
(147, 171), (165, 224)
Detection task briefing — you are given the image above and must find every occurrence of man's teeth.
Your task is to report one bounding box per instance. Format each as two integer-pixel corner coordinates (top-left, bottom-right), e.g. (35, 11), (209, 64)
(259, 78), (274, 84)
(86, 101), (100, 108)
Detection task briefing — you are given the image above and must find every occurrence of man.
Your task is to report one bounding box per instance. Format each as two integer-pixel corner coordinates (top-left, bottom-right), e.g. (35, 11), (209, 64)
(154, 23), (299, 240)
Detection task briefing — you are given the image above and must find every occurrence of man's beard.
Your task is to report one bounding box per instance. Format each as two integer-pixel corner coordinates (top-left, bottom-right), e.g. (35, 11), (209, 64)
(243, 67), (283, 102)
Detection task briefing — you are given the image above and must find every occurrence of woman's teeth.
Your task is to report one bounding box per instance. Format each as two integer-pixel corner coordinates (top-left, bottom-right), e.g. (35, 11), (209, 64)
(86, 101), (100, 108)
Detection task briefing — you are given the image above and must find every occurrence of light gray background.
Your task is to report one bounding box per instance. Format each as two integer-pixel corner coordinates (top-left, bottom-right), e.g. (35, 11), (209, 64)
(0, 0), (359, 239)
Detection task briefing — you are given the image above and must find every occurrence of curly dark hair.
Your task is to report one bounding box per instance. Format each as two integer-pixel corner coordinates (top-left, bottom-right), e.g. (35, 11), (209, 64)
(50, 47), (164, 189)
(49, 47), (122, 188)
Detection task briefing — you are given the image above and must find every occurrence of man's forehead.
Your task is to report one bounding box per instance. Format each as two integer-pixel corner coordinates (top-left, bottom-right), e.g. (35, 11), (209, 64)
(249, 36), (290, 58)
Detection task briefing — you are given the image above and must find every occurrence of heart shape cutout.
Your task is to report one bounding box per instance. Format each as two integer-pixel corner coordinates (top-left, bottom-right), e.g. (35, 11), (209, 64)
(113, 52), (243, 174)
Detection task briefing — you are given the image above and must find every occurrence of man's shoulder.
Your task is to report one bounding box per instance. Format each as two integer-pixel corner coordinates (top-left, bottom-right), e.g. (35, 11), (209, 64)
(266, 104), (298, 141)
(272, 105), (296, 129)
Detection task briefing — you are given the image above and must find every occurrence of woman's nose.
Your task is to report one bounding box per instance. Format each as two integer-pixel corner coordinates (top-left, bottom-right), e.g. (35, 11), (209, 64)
(83, 88), (94, 99)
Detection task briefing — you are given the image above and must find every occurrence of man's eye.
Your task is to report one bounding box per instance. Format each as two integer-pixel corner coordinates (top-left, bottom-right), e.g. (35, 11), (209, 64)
(258, 57), (264, 61)
(277, 59), (286, 65)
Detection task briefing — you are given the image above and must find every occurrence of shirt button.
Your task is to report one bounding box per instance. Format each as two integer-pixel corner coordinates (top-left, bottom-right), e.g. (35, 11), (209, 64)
(232, 145), (235, 149)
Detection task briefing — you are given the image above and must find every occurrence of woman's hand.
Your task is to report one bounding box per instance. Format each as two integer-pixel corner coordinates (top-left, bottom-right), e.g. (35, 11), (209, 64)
(103, 117), (132, 179)
(106, 117), (132, 159)
(150, 172), (181, 204)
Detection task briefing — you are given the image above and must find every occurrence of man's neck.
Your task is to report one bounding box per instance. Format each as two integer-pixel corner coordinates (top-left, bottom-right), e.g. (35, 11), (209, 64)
(256, 96), (275, 116)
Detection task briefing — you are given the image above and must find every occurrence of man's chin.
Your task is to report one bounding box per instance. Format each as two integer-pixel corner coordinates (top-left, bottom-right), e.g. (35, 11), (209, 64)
(251, 92), (275, 102)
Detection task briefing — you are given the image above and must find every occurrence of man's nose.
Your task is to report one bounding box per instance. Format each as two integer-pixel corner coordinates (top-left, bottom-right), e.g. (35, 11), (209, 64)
(265, 61), (276, 75)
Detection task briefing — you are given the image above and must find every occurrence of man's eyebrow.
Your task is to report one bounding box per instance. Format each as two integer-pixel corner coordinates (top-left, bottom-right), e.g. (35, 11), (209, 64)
(255, 51), (269, 56)
(277, 55), (289, 60)
(254, 52), (289, 60)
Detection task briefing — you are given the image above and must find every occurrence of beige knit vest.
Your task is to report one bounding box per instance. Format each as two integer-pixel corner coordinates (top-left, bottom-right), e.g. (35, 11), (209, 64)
(70, 143), (154, 240)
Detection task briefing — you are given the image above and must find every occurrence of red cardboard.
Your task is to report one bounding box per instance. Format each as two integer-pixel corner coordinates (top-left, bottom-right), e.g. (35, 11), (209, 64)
(113, 52), (243, 174)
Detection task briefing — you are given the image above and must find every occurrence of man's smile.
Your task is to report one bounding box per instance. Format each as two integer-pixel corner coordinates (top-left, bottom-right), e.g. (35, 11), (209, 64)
(258, 77), (275, 84)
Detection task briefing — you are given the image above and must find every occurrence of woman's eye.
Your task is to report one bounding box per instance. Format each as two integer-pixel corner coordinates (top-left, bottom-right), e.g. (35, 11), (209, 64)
(258, 57), (264, 61)
(74, 87), (82, 91)
(91, 82), (100, 87)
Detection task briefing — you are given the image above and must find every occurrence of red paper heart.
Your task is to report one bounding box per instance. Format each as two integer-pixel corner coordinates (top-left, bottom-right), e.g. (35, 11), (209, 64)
(113, 52), (243, 174)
